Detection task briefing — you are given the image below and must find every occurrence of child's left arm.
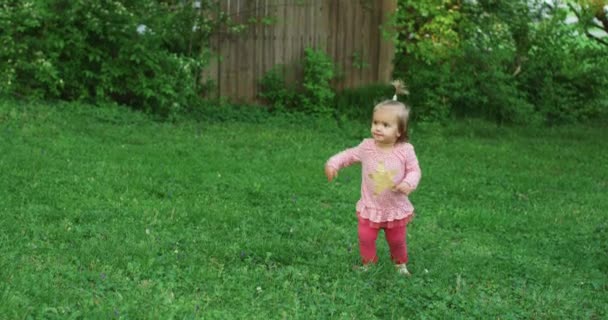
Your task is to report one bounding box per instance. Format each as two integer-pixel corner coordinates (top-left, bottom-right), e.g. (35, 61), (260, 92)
(394, 144), (421, 196)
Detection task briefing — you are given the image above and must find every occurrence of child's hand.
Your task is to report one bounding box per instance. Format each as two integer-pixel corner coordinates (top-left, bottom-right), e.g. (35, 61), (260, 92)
(393, 182), (414, 195)
(325, 165), (338, 182)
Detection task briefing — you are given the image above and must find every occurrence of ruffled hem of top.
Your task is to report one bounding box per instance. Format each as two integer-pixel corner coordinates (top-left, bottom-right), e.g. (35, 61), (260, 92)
(357, 207), (414, 229)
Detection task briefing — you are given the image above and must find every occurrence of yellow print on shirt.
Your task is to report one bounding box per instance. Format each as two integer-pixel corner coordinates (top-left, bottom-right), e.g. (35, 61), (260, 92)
(368, 162), (397, 196)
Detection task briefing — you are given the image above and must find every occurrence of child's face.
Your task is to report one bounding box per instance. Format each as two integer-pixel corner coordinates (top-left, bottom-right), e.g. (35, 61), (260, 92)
(371, 107), (401, 146)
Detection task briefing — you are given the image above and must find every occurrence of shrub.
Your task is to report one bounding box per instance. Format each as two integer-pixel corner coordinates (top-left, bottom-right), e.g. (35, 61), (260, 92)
(392, 0), (608, 124)
(258, 47), (336, 116)
(521, 19), (608, 124)
(0, 1), (220, 117)
(333, 84), (395, 121)
(257, 65), (297, 112)
(300, 48), (336, 116)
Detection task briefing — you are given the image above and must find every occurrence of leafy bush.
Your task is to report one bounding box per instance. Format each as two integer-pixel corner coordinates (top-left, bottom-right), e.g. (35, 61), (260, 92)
(258, 47), (336, 116)
(0, 1), (220, 117)
(333, 84), (395, 121)
(521, 17), (608, 124)
(258, 50), (401, 122)
(393, 0), (608, 124)
(257, 65), (297, 112)
(300, 48), (336, 116)
(449, 11), (537, 124)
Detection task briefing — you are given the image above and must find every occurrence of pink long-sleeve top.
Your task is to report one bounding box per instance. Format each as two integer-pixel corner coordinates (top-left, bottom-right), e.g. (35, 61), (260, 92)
(326, 139), (421, 228)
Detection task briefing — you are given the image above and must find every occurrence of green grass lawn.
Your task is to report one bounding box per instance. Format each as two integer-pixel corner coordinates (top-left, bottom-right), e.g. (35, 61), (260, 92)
(1, 100), (607, 319)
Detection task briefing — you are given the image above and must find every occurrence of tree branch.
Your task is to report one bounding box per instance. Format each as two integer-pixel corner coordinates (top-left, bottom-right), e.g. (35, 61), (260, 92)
(567, 2), (608, 46)
(594, 7), (608, 32)
(568, 2), (584, 21)
(586, 31), (608, 45)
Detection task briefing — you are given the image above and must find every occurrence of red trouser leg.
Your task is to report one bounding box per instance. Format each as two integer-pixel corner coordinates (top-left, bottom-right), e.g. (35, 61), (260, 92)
(357, 219), (379, 264)
(385, 224), (408, 264)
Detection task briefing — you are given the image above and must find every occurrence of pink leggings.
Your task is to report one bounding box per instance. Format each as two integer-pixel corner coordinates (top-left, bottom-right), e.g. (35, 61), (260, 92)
(358, 219), (408, 265)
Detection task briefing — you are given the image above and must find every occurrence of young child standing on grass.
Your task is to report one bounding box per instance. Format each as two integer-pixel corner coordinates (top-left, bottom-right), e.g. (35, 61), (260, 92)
(325, 82), (421, 275)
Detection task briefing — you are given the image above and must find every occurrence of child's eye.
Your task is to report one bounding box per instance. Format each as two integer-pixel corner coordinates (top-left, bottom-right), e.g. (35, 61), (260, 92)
(383, 123), (389, 127)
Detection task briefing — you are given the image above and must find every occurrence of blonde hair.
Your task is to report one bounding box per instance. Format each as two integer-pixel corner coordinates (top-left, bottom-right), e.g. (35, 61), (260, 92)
(373, 100), (411, 143)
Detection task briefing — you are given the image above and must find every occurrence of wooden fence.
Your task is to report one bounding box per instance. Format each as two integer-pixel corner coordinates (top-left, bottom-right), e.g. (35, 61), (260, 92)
(203, 0), (397, 103)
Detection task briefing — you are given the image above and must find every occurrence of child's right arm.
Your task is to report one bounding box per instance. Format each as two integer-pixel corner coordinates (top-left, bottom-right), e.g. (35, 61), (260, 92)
(325, 143), (363, 182)
(325, 165), (338, 182)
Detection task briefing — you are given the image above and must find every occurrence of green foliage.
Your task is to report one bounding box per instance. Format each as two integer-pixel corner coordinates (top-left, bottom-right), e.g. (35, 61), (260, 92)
(392, 0), (462, 66)
(189, 98), (272, 123)
(566, 0), (608, 42)
(393, 0), (608, 124)
(521, 15), (608, 124)
(333, 84), (395, 121)
(258, 48), (336, 116)
(257, 65), (297, 112)
(301, 48), (336, 116)
(0, 0), (223, 116)
(403, 62), (454, 123)
(2, 100), (608, 318)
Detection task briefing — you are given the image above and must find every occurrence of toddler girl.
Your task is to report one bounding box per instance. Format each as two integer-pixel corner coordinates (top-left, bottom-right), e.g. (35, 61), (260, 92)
(325, 86), (421, 275)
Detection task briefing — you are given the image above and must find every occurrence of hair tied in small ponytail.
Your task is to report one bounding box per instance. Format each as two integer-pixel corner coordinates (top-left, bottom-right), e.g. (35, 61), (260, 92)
(391, 80), (409, 101)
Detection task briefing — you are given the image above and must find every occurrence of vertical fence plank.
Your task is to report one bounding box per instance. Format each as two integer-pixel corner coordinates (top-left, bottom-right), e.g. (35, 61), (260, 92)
(370, 2), (381, 87)
(352, 0), (360, 88)
(253, 0), (260, 101)
(201, 2), (220, 98)
(335, 0), (345, 91)
(360, 1), (372, 85)
(245, 0), (255, 101)
(265, 0), (275, 91)
(338, 0), (347, 90)
(210, 0), (396, 102)
(297, 0), (306, 83)
(342, 0), (352, 90)
(309, 1), (315, 49)
(327, 0), (338, 89)
(277, 0), (287, 84)
(320, 1), (329, 51)
(378, 0), (396, 83)
(228, 1), (237, 99)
